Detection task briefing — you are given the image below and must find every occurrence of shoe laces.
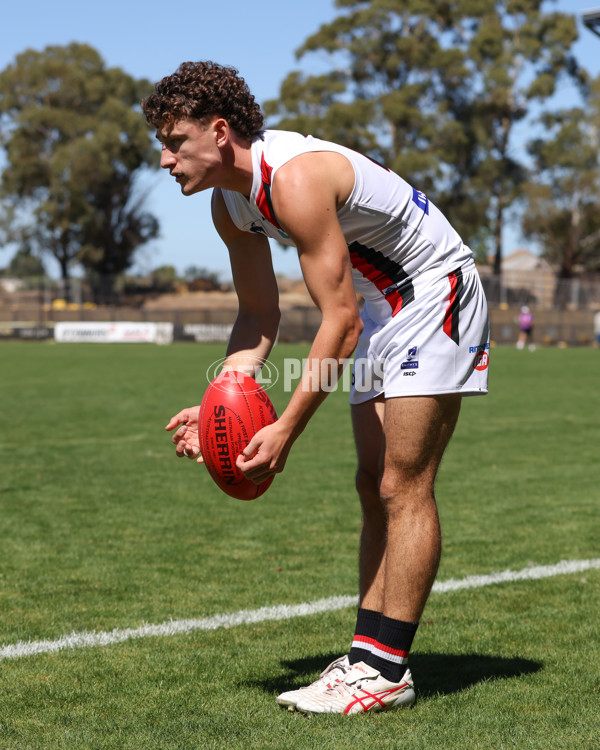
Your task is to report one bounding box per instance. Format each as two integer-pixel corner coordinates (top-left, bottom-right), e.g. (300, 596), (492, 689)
(317, 656), (349, 682)
(323, 662), (378, 697)
(320, 656), (348, 675)
(324, 678), (363, 698)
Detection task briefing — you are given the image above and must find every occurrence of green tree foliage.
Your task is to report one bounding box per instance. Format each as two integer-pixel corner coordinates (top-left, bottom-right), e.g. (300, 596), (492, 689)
(264, 0), (584, 270)
(523, 74), (600, 290)
(0, 43), (159, 302)
(184, 265), (221, 285)
(2, 246), (46, 279)
(150, 264), (177, 292)
(459, 0), (585, 273)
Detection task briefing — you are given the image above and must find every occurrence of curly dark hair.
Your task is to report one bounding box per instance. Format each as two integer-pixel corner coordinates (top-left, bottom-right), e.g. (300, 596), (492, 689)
(141, 61), (264, 139)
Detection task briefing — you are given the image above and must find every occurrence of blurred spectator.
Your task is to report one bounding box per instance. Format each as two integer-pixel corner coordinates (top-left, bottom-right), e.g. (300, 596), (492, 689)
(517, 306), (535, 350)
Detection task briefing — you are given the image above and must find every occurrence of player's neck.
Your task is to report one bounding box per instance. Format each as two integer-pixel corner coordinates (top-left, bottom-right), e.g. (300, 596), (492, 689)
(219, 135), (254, 197)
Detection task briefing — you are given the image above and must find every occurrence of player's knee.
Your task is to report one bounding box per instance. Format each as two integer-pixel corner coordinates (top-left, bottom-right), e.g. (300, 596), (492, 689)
(378, 468), (433, 513)
(378, 473), (401, 510)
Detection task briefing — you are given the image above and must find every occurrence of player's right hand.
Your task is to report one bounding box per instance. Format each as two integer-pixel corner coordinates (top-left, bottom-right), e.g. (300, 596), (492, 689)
(165, 407), (204, 462)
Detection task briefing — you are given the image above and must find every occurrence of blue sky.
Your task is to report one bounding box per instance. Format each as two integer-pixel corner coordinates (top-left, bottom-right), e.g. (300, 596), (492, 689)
(1, 0), (599, 280)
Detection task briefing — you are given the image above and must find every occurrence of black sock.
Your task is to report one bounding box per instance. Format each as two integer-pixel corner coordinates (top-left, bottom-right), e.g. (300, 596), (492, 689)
(348, 608), (381, 665)
(365, 615), (418, 682)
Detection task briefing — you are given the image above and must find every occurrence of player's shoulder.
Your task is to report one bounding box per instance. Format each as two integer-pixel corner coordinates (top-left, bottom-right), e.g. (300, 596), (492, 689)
(258, 129), (314, 163)
(261, 129), (312, 145)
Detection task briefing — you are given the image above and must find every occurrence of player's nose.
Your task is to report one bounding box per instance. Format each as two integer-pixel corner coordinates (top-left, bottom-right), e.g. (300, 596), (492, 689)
(160, 146), (176, 170)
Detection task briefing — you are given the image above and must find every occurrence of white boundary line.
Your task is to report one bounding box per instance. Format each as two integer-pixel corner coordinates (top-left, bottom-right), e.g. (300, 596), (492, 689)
(1, 558), (599, 662)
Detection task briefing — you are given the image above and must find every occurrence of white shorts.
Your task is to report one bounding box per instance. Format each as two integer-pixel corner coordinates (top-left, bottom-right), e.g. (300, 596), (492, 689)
(350, 263), (490, 404)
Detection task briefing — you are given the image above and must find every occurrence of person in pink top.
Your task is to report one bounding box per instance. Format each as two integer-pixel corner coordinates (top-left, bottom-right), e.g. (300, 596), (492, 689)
(517, 306), (534, 350)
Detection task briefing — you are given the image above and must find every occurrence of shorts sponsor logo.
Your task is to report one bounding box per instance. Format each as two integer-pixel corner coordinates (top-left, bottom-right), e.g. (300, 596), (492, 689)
(401, 344), (419, 370)
(473, 351), (489, 370)
(403, 371), (416, 376)
(469, 343), (490, 354)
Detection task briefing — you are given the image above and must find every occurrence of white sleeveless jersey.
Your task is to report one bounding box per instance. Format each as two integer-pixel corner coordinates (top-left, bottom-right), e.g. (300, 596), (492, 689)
(221, 130), (473, 323)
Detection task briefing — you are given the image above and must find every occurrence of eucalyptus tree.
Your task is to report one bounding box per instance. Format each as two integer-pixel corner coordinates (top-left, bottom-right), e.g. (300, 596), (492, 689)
(523, 74), (600, 286)
(0, 43), (158, 302)
(265, 0), (585, 270)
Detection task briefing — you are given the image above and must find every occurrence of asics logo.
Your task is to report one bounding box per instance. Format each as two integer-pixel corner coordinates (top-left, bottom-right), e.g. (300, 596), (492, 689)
(344, 683), (410, 714)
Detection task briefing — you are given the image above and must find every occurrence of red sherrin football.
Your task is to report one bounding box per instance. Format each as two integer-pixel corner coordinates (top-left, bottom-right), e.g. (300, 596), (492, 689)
(199, 371), (278, 500)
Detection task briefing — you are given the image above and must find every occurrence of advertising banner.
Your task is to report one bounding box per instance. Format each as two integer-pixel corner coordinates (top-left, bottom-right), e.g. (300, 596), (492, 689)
(54, 322), (174, 344)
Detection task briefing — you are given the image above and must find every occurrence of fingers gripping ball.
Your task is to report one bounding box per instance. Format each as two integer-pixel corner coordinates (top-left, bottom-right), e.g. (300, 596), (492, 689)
(199, 371), (278, 500)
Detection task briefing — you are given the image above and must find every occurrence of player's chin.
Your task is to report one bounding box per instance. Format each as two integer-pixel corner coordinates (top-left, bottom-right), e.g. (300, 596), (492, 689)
(181, 181), (202, 196)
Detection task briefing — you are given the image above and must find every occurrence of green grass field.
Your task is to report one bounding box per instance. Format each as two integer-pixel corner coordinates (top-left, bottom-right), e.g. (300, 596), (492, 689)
(0, 341), (598, 749)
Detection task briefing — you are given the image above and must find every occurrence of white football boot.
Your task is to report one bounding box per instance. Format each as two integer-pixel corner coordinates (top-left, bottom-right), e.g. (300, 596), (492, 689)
(295, 661), (416, 715)
(276, 655), (350, 710)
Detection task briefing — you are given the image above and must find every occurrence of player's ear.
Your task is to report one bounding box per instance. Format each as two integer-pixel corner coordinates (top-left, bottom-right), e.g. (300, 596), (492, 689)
(213, 117), (230, 148)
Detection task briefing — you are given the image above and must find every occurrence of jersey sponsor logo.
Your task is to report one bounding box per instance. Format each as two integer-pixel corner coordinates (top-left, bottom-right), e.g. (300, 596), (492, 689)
(469, 343), (490, 354)
(473, 351), (489, 370)
(412, 188), (429, 214)
(401, 361), (418, 370)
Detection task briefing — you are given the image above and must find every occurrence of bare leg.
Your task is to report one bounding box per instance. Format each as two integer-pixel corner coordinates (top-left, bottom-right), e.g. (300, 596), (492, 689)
(352, 394), (461, 622)
(284, 394), (462, 713)
(379, 394), (461, 621)
(351, 396), (386, 611)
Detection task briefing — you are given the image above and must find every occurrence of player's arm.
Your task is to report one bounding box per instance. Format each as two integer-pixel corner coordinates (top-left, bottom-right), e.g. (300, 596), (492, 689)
(212, 187), (281, 376)
(164, 189), (280, 463)
(273, 152), (362, 430)
(237, 152), (363, 483)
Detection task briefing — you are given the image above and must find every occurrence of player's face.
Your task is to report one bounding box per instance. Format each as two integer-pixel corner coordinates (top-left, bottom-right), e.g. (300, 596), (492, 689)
(157, 118), (222, 195)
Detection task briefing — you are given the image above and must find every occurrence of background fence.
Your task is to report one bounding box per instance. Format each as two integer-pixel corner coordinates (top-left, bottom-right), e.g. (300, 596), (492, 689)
(1, 271), (600, 346)
(479, 269), (600, 311)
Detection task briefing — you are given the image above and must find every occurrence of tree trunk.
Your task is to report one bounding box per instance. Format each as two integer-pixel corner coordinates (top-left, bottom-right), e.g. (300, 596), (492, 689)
(60, 261), (71, 303)
(493, 194), (503, 277)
